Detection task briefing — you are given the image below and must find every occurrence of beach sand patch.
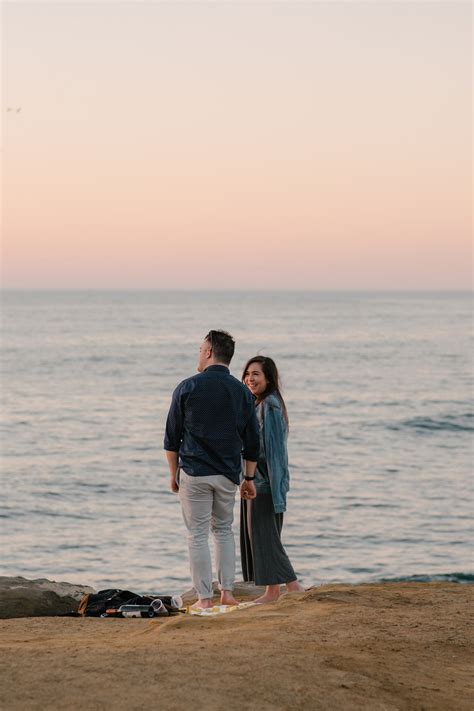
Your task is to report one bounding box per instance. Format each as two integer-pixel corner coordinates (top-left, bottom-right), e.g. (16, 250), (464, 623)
(0, 583), (472, 710)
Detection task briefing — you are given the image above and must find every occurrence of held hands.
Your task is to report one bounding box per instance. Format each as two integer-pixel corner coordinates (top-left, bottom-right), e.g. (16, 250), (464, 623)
(240, 479), (256, 500)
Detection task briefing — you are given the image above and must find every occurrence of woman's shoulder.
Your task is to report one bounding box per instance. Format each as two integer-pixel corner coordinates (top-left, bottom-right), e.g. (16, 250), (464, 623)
(263, 392), (282, 410)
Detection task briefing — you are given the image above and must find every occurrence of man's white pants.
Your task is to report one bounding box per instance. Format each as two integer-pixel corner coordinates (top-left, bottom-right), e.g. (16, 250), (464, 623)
(179, 471), (237, 599)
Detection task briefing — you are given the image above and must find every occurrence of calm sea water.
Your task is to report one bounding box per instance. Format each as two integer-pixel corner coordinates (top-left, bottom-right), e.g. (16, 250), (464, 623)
(1, 291), (472, 594)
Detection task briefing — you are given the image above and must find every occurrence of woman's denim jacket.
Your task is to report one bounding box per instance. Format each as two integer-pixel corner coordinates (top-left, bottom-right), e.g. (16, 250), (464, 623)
(256, 393), (290, 514)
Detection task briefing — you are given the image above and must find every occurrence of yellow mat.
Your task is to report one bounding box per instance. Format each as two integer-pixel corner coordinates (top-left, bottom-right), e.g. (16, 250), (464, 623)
(188, 601), (258, 617)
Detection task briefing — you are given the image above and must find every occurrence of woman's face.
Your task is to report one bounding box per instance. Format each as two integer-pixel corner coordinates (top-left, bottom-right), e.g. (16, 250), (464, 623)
(244, 361), (269, 399)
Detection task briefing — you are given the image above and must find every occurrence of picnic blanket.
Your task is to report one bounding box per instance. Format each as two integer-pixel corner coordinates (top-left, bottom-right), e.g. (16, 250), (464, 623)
(188, 601), (258, 617)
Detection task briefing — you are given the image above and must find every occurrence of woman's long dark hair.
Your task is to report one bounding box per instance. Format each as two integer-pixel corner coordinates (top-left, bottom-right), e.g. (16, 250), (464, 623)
(242, 355), (289, 429)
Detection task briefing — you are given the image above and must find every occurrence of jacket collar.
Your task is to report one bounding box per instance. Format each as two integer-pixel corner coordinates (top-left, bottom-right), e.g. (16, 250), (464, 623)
(203, 364), (230, 373)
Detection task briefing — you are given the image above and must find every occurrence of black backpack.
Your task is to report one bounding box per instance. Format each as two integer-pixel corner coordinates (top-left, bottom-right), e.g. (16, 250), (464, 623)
(77, 589), (182, 617)
(78, 589), (139, 617)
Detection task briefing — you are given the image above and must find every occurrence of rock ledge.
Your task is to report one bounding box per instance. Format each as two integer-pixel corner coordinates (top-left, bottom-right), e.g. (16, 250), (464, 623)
(0, 576), (96, 619)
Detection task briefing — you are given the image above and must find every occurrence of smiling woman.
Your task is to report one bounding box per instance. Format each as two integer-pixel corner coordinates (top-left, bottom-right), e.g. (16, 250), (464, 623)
(240, 355), (303, 603)
(244, 361), (268, 400)
(243, 356), (289, 428)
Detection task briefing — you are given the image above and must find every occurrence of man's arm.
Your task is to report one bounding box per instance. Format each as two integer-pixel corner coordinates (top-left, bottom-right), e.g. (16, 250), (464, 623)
(165, 450), (180, 493)
(164, 384), (184, 493)
(240, 399), (260, 499)
(241, 402), (260, 462)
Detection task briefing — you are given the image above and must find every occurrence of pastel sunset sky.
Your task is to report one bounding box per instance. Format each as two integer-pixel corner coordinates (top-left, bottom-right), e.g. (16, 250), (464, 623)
(2, 1), (472, 290)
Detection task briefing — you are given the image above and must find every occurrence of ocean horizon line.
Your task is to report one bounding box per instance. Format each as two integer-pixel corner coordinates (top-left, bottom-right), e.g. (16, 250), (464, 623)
(2, 288), (472, 295)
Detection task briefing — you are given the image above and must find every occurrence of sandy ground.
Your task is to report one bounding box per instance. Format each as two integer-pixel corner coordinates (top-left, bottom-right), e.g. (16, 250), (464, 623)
(0, 583), (472, 711)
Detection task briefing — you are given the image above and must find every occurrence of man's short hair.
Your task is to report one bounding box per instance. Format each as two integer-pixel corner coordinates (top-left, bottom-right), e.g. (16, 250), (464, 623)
(205, 330), (235, 365)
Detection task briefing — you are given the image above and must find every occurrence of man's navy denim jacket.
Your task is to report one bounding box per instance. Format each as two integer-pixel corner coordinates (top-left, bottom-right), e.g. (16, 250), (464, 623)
(164, 365), (260, 485)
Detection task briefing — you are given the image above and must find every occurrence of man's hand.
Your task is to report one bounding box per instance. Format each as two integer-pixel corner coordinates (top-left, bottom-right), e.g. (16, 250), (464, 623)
(240, 479), (256, 500)
(170, 473), (179, 494)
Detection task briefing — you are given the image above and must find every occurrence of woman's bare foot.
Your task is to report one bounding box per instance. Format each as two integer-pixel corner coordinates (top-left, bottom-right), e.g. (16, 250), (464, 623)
(253, 584), (281, 604)
(220, 590), (239, 606)
(285, 580), (304, 593)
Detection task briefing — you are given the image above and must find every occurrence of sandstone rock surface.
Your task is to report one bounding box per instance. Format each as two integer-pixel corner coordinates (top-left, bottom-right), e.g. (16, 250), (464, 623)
(0, 576), (95, 619)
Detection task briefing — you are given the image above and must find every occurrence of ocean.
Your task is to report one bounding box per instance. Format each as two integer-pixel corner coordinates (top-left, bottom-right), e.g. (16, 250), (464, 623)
(1, 290), (472, 595)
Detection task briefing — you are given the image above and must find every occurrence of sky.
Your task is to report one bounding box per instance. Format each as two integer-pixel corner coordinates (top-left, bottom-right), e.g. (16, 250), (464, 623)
(2, 0), (472, 290)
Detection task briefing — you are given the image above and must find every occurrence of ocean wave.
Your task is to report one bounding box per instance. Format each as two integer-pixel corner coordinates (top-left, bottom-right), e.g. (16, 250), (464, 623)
(387, 414), (473, 433)
(379, 572), (474, 584)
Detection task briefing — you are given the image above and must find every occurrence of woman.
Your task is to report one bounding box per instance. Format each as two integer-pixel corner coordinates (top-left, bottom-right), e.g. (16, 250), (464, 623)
(240, 356), (304, 603)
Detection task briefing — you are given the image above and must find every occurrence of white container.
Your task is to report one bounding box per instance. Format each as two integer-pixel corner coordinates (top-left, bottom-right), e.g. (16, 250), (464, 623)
(118, 604), (154, 618)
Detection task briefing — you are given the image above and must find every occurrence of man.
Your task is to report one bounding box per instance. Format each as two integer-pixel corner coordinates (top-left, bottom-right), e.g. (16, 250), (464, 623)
(164, 330), (259, 610)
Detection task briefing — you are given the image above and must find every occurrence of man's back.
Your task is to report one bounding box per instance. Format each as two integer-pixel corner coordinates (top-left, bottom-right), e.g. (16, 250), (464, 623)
(164, 364), (259, 484)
